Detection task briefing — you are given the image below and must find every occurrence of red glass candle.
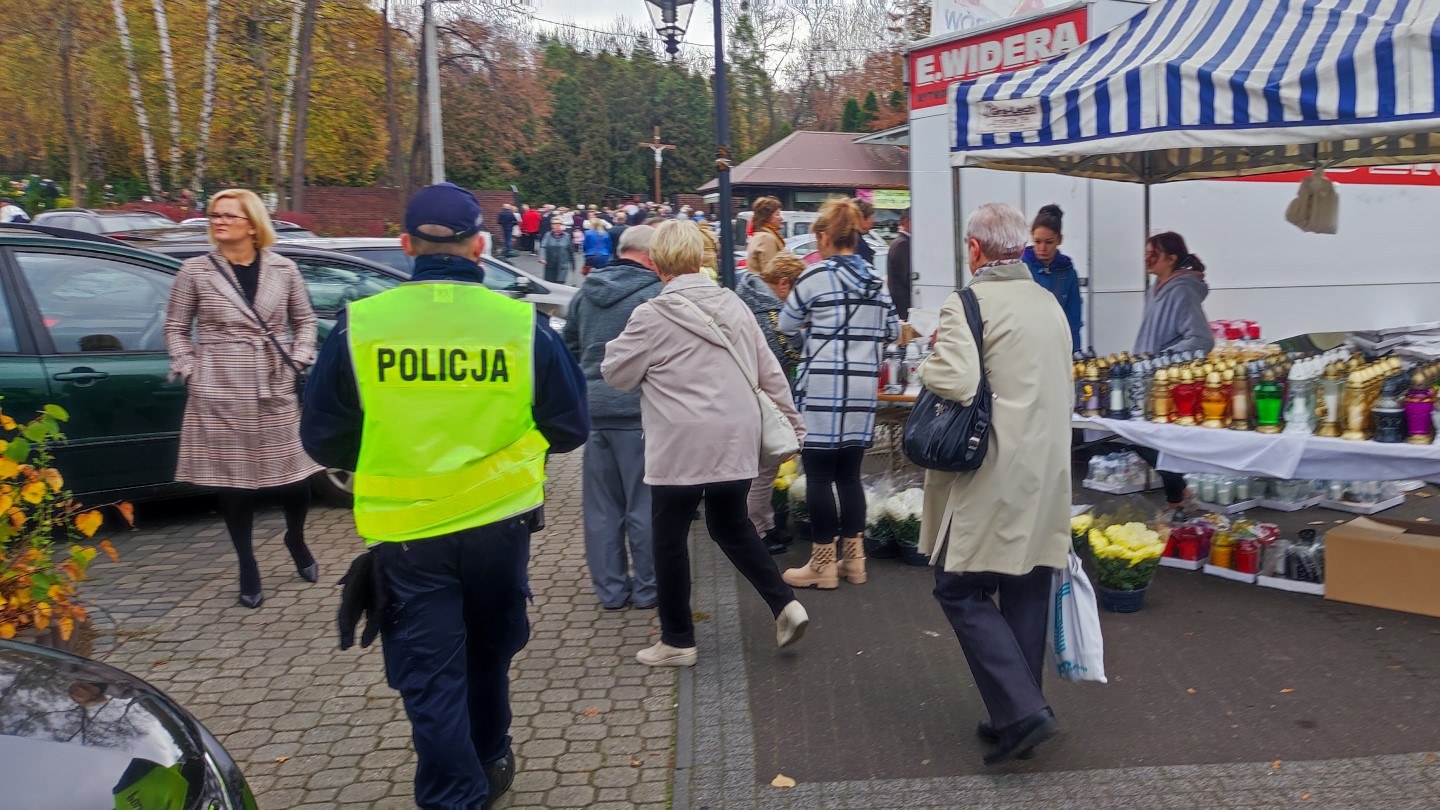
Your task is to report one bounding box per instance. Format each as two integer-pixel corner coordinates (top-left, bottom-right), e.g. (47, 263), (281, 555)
(1234, 539), (1260, 574)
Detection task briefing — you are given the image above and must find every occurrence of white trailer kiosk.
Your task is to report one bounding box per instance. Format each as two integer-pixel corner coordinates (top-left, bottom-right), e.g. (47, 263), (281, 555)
(906, 0), (1440, 353)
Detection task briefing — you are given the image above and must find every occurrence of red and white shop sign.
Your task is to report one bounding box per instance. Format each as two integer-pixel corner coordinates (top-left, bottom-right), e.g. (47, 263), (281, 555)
(907, 8), (1089, 110)
(1226, 165), (1440, 187)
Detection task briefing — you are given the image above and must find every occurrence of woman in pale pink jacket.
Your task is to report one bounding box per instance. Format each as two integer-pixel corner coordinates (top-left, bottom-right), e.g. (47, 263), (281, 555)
(603, 221), (810, 668)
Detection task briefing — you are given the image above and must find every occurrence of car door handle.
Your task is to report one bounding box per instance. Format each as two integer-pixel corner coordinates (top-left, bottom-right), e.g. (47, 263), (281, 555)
(53, 368), (109, 384)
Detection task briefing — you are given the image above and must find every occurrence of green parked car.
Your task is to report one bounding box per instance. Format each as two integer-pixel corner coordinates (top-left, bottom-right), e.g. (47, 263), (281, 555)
(0, 225), (404, 505)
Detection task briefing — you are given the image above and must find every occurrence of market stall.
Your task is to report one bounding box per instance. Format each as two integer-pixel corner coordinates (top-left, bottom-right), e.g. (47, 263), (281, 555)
(940, 0), (1440, 351)
(941, 0), (1440, 465)
(949, 0), (1440, 195)
(1074, 415), (1440, 481)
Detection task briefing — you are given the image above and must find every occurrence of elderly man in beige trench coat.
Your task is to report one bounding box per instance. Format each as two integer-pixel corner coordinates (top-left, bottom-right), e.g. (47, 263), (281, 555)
(916, 202), (1074, 766)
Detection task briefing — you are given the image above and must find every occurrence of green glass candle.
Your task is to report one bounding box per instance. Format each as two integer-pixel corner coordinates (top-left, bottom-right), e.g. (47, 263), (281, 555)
(1254, 371), (1283, 434)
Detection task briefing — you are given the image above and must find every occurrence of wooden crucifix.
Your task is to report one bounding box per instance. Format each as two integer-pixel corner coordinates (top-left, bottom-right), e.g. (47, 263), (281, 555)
(639, 125), (676, 203)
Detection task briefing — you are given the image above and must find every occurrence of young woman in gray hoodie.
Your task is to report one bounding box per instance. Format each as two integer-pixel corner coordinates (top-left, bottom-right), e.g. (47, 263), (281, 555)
(1133, 231), (1214, 510)
(1134, 231), (1215, 357)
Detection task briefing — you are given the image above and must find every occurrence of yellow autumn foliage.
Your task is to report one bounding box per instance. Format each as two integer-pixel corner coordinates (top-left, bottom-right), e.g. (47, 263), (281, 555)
(0, 401), (117, 641)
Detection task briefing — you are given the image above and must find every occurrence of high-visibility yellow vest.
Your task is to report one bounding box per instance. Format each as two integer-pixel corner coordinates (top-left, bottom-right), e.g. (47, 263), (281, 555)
(347, 281), (548, 543)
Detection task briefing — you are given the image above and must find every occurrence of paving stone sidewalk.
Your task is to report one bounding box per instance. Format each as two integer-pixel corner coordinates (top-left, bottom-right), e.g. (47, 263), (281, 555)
(82, 450), (677, 809)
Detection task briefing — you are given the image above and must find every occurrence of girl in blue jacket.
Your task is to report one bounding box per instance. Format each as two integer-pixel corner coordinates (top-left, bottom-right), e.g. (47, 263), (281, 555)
(1022, 204), (1083, 351)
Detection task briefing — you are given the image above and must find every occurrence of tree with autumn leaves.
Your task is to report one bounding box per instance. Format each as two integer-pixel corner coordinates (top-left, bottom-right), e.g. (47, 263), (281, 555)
(0, 404), (129, 643)
(1, 1), (923, 207)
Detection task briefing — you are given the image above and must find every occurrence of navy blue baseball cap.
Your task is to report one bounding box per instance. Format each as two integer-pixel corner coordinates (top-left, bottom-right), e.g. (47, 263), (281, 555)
(404, 183), (482, 242)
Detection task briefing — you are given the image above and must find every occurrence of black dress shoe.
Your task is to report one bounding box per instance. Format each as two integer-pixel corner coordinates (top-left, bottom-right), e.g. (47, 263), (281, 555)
(631, 599), (657, 610)
(238, 592), (264, 609)
(977, 720), (999, 744)
(984, 708), (1057, 766)
(977, 720), (1033, 759)
(298, 562), (319, 583)
(481, 746), (516, 810)
(763, 527), (790, 555)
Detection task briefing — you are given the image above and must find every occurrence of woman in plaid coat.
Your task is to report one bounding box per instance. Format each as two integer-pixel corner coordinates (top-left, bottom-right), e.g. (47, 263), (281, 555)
(164, 189), (321, 609)
(778, 198), (898, 591)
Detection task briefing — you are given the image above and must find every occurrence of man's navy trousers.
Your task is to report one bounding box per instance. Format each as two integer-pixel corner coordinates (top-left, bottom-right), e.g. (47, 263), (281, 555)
(372, 515), (531, 810)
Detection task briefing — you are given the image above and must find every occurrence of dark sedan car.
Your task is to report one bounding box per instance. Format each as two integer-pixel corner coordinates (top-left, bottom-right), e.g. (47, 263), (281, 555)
(0, 639), (257, 809)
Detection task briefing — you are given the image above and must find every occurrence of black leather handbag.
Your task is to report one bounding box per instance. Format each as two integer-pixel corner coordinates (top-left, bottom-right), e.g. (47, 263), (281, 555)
(902, 287), (993, 472)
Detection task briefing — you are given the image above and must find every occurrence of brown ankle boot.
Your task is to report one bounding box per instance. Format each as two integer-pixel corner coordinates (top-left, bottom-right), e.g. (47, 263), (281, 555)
(782, 541), (839, 589)
(837, 535), (867, 584)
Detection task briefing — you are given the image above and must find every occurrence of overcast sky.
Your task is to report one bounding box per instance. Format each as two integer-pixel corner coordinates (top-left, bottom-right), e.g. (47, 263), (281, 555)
(531, 0), (715, 47)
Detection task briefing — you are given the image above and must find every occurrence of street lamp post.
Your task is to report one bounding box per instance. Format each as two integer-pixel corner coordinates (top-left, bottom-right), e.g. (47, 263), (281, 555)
(643, 0), (737, 289)
(423, 0), (461, 185)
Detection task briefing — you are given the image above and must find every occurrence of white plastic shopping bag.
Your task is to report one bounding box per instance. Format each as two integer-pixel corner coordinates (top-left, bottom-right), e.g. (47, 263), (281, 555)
(1047, 552), (1107, 683)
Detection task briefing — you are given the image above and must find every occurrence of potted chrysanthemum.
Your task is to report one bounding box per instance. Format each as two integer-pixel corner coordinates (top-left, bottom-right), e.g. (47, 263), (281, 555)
(1086, 520), (1166, 613)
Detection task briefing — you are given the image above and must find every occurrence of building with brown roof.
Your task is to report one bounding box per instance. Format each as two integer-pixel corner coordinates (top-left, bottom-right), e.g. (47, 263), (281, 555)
(699, 130), (910, 212)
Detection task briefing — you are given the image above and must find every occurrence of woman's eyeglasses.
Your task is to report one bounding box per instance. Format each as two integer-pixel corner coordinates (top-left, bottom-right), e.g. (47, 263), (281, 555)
(208, 212), (250, 223)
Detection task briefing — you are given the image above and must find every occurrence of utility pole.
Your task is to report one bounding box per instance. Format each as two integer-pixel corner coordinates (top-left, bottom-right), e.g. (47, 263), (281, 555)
(638, 125), (676, 203)
(712, 0), (735, 288)
(423, 0), (459, 184)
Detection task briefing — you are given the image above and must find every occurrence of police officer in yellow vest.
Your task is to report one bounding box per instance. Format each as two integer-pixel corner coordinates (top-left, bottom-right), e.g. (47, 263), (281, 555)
(301, 183), (588, 810)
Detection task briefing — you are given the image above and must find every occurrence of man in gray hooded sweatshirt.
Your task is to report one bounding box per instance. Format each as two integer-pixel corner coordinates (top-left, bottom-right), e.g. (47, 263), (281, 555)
(564, 225), (663, 609)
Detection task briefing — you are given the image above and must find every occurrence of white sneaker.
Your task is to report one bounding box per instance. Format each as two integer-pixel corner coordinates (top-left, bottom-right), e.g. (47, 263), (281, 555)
(775, 600), (809, 648)
(635, 641), (698, 667)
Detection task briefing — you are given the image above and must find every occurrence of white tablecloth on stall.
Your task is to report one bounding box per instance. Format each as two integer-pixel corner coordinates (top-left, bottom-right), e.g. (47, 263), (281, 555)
(1072, 416), (1440, 481)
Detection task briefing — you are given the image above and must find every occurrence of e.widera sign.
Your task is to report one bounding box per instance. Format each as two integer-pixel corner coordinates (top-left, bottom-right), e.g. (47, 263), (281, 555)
(908, 8), (1088, 110)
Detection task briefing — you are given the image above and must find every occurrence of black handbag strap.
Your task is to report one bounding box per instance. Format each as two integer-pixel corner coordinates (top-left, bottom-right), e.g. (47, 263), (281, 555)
(208, 253), (305, 376)
(958, 286), (988, 383)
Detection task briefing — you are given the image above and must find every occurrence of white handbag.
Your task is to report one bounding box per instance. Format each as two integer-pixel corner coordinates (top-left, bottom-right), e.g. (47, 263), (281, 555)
(673, 294), (800, 467)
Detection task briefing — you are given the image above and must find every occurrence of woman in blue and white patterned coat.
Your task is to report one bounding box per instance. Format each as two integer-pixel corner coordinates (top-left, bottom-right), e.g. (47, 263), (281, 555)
(778, 198), (898, 591)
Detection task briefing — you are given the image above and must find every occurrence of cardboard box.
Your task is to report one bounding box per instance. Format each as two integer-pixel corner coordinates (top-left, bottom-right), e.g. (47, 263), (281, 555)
(1325, 517), (1440, 618)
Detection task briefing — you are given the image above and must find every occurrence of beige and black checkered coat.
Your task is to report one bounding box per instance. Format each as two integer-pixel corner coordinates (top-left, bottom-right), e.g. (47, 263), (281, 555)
(163, 250), (322, 489)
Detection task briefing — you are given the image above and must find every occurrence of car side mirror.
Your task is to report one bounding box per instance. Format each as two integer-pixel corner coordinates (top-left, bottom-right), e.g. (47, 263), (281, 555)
(510, 276), (535, 295)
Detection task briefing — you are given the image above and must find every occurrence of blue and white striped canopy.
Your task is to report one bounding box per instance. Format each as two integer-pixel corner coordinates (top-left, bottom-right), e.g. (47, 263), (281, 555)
(950, 0), (1440, 182)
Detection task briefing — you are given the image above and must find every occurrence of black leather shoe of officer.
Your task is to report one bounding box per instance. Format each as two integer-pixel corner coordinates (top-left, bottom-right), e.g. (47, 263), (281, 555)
(984, 708), (1056, 766)
(481, 746), (516, 810)
(298, 563), (319, 583)
(763, 527), (790, 555)
(976, 720), (1033, 759)
(238, 592), (264, 609)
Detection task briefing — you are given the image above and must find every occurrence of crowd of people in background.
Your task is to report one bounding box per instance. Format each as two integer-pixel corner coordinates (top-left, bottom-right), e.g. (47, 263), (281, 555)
(557, 189), (1213, 766)
(494, 199), (720, 260)
(151, 182), (1216, 788)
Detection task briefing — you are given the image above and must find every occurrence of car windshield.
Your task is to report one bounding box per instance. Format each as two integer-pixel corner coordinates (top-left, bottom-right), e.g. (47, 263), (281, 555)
(0, 644), (208, 809)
